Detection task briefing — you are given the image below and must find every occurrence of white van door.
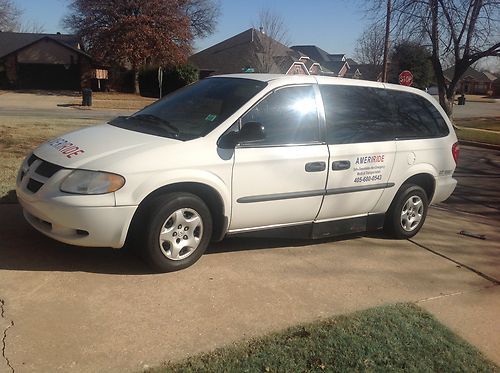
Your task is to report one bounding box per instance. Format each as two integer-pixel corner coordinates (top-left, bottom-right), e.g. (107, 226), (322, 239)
(229, 85), (329, 231)
(315, 84), (397, 223)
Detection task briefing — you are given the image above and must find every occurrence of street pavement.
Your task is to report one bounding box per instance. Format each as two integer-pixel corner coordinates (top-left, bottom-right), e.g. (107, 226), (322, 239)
(453, 101), (500, 119)
(0, 91), (134, 121)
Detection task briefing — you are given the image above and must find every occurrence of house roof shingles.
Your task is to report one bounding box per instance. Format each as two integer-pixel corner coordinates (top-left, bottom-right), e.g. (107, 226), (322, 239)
(290, 45), (348, 76)
(444, 66), (497, 83)
(189, 28), (327, 75)
(0, 32), (83, 59)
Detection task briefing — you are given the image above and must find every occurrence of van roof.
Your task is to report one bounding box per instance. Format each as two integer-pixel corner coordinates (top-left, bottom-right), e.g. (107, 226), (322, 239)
(209, 73), (426, 95)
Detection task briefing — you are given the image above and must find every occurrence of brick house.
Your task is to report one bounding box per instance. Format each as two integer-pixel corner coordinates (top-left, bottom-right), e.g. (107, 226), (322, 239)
(0, 32), (107, 90)
(443, 66), (497, 95)
(290, 46), (350, 77)
(189, 28), (327, 77)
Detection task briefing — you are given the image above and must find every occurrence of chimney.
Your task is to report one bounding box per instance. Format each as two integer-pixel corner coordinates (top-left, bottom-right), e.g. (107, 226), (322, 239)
(259, 26), (264, 34)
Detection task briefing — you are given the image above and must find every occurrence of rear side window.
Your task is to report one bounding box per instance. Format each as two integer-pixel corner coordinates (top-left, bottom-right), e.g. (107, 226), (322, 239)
(390, 91), (449, 139)
(241, 85), (320, 146)
(320, 85), (395, 144)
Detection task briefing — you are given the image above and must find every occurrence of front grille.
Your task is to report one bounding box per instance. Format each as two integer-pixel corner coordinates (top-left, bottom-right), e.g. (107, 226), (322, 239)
(35, 160), (63, 178)
(27, 178), (43, 193)
(21, 154), (64, 194)
(27, 153), (37, 166)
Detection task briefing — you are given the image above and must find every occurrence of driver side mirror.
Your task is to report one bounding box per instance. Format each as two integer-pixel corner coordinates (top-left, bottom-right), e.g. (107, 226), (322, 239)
(218, 122), (265, 149)
(239, 121), (265, 142)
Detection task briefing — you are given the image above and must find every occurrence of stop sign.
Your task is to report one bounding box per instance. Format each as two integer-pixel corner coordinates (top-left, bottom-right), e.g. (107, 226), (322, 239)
(399, 70), (413, 86)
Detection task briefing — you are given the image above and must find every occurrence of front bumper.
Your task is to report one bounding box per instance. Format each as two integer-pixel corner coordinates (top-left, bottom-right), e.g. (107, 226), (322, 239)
(18, 193), (136, 248)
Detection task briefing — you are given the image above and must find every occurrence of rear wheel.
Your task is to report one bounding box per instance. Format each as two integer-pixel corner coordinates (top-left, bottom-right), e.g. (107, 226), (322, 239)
(385, 184), (428, 239)
(139, 192), (212, 272)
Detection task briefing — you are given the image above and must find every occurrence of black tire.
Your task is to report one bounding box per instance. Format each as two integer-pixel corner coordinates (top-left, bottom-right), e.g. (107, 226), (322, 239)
(385, 184), (428, 239)
(138, 192), (212, 272)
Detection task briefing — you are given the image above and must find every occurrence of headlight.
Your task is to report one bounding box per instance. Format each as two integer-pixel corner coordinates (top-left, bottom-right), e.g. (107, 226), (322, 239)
(60, 170), (125, 195)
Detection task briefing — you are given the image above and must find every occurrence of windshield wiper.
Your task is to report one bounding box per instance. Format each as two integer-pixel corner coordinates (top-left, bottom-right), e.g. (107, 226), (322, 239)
(129, 114), (180, 137)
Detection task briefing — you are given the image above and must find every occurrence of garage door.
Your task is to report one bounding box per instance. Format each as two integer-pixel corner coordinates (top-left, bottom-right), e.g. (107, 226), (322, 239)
(17, 63), (81, 90)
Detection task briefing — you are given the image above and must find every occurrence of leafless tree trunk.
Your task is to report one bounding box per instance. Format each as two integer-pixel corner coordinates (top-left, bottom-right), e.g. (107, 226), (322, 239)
(382, 0), (391, 82)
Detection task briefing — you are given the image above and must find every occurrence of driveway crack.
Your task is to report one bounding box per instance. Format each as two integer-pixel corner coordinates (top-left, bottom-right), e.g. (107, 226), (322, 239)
(408, 238), (500, 285)
(1, 299), (15, 373)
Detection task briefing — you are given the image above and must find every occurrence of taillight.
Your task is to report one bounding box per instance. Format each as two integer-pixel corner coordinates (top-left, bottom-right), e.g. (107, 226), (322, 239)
(452, 142), (460, 163)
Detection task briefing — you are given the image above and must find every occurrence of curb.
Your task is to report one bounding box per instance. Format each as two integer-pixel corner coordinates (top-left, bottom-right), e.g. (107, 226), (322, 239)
(459, 140), (500, 151)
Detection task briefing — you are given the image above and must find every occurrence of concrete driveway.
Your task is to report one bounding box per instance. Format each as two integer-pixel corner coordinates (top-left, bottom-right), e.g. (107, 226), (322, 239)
(0, 202), (498, 372)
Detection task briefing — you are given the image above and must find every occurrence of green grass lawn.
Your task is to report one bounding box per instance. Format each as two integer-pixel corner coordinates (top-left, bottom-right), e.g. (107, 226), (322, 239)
(454, 117), (500, 132)
(150, 303), (497, 373)
(455, 128), (500, 146)
(0, 116), (100, 203)
(454, 117), (500, 146)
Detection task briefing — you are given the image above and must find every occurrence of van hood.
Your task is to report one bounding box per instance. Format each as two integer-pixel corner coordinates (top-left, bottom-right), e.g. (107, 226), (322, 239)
(33, 124), (179, 169)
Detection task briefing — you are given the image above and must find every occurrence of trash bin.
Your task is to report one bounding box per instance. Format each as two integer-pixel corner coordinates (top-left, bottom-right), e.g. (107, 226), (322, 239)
(82, 88), (93, 106)
(458, 94), (466, 105)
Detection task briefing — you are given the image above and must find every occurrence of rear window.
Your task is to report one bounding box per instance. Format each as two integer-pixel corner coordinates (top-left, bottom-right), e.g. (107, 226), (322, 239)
(389, 91), (449, 139)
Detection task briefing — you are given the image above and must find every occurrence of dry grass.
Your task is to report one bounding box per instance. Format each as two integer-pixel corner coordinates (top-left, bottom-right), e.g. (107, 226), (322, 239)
(0, 116), (100, 203)
(65, 92), (156, 110)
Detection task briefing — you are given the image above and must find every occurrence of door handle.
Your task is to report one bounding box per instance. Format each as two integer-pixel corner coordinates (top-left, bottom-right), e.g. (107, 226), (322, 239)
(305, 161), (326, 172)
(332, 160), (351, 170)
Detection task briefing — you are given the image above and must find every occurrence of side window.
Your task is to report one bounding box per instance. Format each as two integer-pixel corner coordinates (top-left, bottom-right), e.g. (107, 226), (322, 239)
(391, 91), (450, 139)
(320, 85), (395, 144)
(240, 85), (320, 146)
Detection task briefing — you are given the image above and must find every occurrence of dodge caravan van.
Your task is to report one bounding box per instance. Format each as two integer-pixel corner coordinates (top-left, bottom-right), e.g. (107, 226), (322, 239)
(16, 74), (458, 272)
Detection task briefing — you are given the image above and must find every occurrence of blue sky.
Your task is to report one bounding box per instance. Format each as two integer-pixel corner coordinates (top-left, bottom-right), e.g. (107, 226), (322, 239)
(17, 0), (371, 56)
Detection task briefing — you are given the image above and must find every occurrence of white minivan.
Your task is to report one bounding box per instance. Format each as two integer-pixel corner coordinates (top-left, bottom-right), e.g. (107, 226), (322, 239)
(16, 74), (458, 272)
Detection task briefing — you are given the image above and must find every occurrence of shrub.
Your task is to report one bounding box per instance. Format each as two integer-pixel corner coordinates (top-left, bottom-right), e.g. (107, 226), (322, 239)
(139, 64), (198, 98)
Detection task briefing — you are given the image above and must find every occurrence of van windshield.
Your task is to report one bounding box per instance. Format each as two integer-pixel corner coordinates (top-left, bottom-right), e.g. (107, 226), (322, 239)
(109, 77), (267, 141)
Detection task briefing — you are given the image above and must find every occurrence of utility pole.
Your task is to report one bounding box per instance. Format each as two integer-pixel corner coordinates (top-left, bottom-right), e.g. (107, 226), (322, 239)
(382, 0), (391, 82)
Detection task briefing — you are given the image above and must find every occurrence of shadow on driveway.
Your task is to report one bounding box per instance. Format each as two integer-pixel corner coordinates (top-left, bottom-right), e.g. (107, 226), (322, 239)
(1, 203), (383, 275)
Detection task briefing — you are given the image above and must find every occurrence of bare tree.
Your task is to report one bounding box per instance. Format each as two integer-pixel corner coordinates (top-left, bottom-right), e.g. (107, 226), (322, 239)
(365, 0), (500, 116)
(252, 8), (290, 73)
(355, 23), (386, 66)
(0, 0), (21, 31)
(19, 19), (46, 33)
(183, 0), (220, 39)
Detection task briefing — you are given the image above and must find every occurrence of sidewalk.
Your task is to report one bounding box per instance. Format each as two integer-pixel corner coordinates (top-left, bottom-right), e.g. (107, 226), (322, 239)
(419, 286), (500, 364)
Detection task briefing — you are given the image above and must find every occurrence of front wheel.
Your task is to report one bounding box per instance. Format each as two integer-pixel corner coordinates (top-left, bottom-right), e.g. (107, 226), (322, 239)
(139, 192), (212, 272)
(385, 184), (428, 239)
